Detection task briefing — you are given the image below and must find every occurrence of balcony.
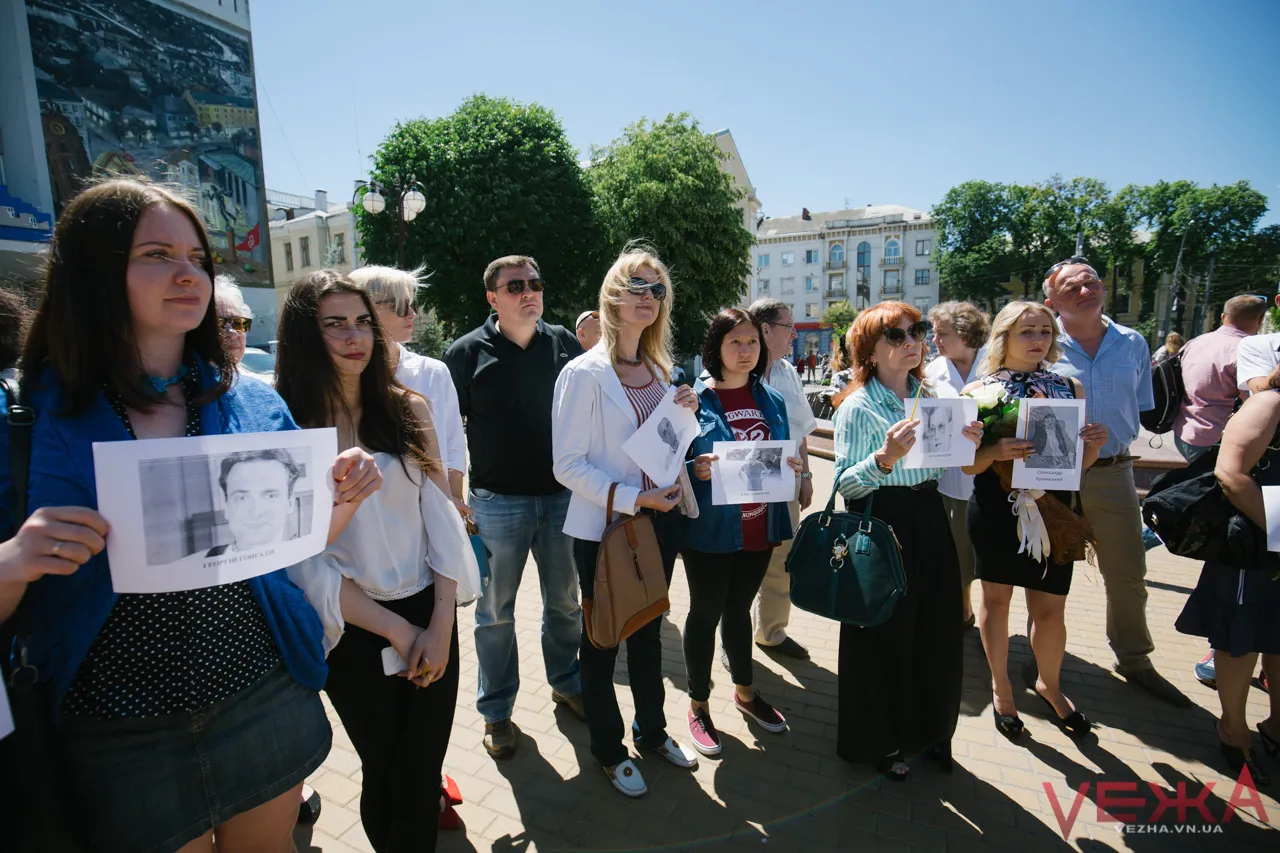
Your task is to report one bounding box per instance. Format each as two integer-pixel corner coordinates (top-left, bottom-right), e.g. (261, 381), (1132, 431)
(826, 287), (848, 299)
(825, 259), (846, 271)
(881, 285), (904, 296)
(879, 255), (904, 268)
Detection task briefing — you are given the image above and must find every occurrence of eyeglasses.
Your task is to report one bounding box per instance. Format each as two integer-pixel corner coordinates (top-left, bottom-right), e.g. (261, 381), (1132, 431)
(220, 317), (252, 334)
(1045, 256), (1094, 281)
(376, 299), (415, 318)
(767, 321), (795, 331)
(497, 278), (544, 295)
(881, 321), (931, 347)
(626, 277), (667, 301)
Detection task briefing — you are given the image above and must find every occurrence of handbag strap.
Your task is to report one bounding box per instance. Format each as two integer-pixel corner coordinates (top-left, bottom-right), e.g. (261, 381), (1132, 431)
(819, 461), (877, 522)
(605, 483), (618, 525)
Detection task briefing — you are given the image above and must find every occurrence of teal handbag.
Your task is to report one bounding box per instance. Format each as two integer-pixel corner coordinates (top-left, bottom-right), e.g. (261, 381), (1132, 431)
(785, 472), (908, 627)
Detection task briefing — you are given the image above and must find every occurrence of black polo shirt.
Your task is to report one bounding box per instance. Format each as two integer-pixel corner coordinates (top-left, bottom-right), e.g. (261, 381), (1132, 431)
(445, 315), (584, 496)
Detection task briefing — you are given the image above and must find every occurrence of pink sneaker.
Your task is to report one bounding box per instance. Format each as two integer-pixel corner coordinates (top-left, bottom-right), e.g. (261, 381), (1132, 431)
(687, 709), (722, 756)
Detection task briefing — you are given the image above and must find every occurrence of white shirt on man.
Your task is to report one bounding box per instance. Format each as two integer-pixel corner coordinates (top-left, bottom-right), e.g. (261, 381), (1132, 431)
(763, 357), (817, 441)
(1236, 332), (1280, 394)
(396, 344), (466, 474)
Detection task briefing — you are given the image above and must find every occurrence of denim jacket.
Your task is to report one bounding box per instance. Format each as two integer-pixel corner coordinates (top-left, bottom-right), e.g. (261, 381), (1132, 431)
(683, 377), (795, 553)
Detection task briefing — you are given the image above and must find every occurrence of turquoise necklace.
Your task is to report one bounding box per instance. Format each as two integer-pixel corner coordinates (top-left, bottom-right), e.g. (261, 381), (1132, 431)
(144, 364), (189, 395)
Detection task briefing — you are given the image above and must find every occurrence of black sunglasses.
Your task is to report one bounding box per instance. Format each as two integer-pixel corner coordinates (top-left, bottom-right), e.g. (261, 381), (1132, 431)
(626, 277), (667, 301)
(376, 299), (415, 318)
(882, 320), (931, 347)
(1045, 256), (1093, 280)
(498, 277), (544, 295)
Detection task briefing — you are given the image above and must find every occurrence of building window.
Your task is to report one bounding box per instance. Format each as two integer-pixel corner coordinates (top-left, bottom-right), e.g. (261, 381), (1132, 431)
(915, 269), (930, 286)
(916, 239), (931, 256)
(806, 303), (820, 319)
(805, 276), (817, 292)
(781, 251), (795, 266)
(333, 232), (346, 264)
(284, 242), (294, 272)
(804, 249), (819, 264)
(830, 274), (844, 293)
(299, 236), (311, 268)
(830, 243), (844, 263)
(780, 277), (795, 294)
(758, 279), (770, 293)
(885, 239), (901, 259)
(915, 298), (931, 310)
(758, 253), (770, 267)
(883, 270), (901, 293)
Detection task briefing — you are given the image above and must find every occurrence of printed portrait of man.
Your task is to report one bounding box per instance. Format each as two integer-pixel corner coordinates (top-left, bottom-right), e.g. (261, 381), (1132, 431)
(207, 449), (301, 556)
(1027, 409), (1075, 469)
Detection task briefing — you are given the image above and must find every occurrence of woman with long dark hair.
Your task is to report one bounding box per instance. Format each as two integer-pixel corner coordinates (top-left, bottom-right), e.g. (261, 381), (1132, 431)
(277, 269), (482, 852)
(2, 177), (381, 852)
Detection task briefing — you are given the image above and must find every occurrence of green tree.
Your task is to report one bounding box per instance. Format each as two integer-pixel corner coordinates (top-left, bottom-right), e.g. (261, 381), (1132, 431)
(931, 180), (1015, 308)
(409, 313), (452, 359)
(357, 94), (602, 335)
(821, 300), (857, 339)
(587, 113), (754, 355)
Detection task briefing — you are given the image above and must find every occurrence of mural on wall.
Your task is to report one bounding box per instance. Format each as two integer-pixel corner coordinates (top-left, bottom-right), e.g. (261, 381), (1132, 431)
(25, 0), (269, 278)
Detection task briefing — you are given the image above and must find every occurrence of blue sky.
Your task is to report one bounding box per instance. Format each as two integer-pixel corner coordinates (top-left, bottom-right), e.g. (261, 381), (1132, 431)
(250, 0), (1280, 225)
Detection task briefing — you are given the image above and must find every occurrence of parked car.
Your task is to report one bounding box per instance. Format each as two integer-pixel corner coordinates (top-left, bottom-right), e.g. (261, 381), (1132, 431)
(239, 347), (276, 379)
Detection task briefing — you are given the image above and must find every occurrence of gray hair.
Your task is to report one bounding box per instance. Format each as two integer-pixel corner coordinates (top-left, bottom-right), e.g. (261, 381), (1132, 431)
(1042, 262), (1100, 298)
(349, 265), (428, 314)
(747, 297), (790, 328)
(214, 274), (252, 319)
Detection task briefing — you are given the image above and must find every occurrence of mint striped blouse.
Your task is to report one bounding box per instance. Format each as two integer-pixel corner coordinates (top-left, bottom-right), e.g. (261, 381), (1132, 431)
(833, 376), (945, 500)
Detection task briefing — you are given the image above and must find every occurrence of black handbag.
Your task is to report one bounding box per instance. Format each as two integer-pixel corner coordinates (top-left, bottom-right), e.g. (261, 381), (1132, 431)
(785, 472), (907, 627)
(0, 377), (92, 852)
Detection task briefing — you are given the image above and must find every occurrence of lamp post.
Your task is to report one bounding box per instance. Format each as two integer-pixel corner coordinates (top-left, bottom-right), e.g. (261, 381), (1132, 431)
(353, 177), (427, 268)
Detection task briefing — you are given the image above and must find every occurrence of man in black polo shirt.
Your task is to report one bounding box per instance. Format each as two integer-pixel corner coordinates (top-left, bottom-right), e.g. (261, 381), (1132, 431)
(445, 255), (585, 759)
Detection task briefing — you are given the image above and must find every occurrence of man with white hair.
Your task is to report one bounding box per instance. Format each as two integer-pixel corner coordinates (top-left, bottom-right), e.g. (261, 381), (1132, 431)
(348, 266), (468, 508)
(1042, 256), (1189, 707)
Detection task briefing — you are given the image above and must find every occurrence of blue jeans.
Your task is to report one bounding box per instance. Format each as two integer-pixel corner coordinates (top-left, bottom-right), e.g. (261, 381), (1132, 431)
(1174, 435), (1212, 464)
(469, 488), (582, 723)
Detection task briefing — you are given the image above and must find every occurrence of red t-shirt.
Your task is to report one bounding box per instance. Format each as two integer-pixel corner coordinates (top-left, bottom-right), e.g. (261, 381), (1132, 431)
(715, 384), (771, 551)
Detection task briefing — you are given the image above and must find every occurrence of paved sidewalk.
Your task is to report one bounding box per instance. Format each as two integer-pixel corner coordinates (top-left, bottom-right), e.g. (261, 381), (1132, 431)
(295, 455), (1278, 852)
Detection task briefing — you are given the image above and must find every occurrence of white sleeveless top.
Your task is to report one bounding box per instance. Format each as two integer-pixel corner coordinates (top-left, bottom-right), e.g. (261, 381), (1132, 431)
(288, 452), (483, 654)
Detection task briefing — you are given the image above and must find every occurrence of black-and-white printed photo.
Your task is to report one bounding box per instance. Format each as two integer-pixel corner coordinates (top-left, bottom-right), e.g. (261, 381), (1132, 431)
(711, 439), (797, 505)
(656, 417), (680, 458)
(922, 405), (954, 455)
(140, 447), (314, 566)
(724, 446), (784, 490)
(622, 387), (700, 488)
(1026, 408), (1078, 470)
(897, 396), (978, 469)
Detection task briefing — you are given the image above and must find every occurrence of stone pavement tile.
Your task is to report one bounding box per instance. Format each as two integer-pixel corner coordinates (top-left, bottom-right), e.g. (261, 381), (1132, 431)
(293, 829), (363, 853)
(321, 745), (362, 778)
(308, 770), (361, 808)
(337, 822), (375, 853)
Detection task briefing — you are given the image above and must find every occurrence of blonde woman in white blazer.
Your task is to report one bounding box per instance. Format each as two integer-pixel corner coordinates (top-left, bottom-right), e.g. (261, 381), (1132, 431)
(552, 247), (700, 798)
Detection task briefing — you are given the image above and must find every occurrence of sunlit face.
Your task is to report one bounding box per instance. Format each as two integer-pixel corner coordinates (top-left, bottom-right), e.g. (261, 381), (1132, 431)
(576, 314), (601, 350)
(719, 320), (761, 379)
(373, 294), (417, 344)
(617, 265), (662, 330)
(762, 308), (796, 363)
(1046, 265), (1104, 321)
(223, 459), (290, 550)
(933, 319), (971, 361)
(127, 204), (211, 341)
(216, 295), (248, 364)
(487, 264), (543, 325)
(872, 316), (924, 374)
(318, 292), (375, 377)
(1005, 310), (1056, 366)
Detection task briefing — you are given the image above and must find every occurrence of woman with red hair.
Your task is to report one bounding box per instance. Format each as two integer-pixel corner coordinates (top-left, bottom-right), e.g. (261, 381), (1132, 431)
(830, 302), (982, 780)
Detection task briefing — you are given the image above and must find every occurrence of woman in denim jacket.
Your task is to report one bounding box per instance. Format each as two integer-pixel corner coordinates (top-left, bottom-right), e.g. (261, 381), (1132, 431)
(682, 308), (799, 757)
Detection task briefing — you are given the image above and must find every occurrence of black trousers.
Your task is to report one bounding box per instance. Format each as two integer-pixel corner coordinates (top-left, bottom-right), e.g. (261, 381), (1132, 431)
(573, 509), (684, 767)
(681, 548), (772, 703)
(324, 587), (460, 853)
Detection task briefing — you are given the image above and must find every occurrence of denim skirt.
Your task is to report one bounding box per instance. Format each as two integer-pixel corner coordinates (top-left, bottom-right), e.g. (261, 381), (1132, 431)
(59, 664), (331, 853)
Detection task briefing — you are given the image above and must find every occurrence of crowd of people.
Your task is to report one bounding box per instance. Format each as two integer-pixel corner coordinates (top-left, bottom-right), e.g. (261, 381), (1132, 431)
(0, 176), (1276, 853)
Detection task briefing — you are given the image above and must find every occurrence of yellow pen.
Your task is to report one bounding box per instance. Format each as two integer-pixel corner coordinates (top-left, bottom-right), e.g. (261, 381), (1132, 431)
(908, 377), (925, 421)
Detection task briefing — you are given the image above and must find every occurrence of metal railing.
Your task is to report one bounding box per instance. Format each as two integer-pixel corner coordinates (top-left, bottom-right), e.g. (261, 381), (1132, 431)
(879, 255), (904, 268)
(825, 259), (847, 271)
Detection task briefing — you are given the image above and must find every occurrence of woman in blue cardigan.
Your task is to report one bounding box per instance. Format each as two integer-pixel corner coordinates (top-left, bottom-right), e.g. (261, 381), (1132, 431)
(0, 178), (381, 853)
(682, 308), (799, 757)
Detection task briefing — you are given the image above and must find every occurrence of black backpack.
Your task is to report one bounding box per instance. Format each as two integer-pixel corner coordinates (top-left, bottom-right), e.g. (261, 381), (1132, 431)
(1141, 353), (1184, 435)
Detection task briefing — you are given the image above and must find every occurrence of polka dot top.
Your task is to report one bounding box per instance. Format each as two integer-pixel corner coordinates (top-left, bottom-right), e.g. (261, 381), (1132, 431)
(61, 369), (282, 719)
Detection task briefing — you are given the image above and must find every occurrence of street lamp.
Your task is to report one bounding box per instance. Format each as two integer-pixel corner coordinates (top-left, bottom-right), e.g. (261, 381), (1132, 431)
(353, 177), (427, 268)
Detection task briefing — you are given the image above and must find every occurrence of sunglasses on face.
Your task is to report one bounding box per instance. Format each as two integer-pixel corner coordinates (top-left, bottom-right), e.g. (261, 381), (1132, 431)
(626, 277), (667, 301)
(220, 317), (252, 334)
(376, 299), (414, 318)
(881, 321), (931, 347)
(498, 278), (544, 295)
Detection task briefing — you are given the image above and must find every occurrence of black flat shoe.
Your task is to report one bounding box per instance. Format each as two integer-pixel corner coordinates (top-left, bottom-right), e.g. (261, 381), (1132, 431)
(1035, 689), (1092, 738)
(992, 706), (1025, 740)
(928, 743), (953, 773)
(297, 788), (322, 825)
(872, 751), (910, 782)
(1221, 740), (1270, 786)
(1257, 723), (1280, 758)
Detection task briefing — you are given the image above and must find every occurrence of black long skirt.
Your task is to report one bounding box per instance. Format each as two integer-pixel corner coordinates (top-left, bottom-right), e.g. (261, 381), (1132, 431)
(836, 484), (964, 762)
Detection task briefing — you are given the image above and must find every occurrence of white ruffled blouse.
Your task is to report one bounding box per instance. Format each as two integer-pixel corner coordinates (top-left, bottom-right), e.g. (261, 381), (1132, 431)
(288, 452), (483, 654)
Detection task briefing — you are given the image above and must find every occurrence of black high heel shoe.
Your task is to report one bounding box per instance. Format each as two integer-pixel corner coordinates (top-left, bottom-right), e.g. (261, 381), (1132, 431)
(992, 704), (1025, 740)
(1221, 740), (1270, 786)
(1258, 723), (1280, 758)
(872, 750), (910, 782)
(1035, 689), (1093, 738)
(928, 743), (954, 773)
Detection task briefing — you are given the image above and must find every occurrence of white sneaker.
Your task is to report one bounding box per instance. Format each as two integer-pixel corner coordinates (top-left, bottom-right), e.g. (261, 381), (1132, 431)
(654, 737), (698, 769)
(605, 759), (647, 797)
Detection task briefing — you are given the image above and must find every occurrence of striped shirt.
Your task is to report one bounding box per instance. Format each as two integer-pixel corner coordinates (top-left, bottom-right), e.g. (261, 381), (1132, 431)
(833, 375), (944, 500)
(623, 379), (666, 490)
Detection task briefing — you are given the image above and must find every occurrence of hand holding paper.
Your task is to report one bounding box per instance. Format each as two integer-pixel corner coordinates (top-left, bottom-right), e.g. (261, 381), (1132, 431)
(622, 386), (700, 488)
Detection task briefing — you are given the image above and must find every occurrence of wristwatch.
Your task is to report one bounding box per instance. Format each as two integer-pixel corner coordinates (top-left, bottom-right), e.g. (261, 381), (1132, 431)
(799, 472), (813, 481)
(875, 455), (894, 475)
